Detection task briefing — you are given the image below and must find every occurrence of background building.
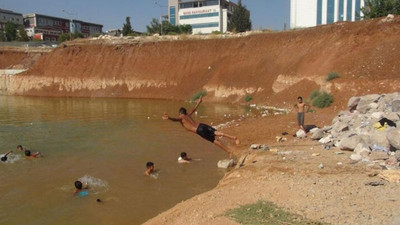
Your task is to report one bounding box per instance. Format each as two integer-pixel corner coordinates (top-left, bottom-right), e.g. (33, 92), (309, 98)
(24, 13), (103, 41)
(0, 8), (23, 29)
(70, 20), (103, 38)
(168, 0), (239, 34)
(24, 13), (70, 41)
(290, 0), (365, 29)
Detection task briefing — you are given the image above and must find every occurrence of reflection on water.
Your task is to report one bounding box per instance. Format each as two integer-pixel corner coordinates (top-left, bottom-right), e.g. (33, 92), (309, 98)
(0, 96), (247, 225)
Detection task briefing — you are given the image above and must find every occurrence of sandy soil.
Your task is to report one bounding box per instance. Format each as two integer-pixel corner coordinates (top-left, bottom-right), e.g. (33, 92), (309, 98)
(144, 111), (400, 225)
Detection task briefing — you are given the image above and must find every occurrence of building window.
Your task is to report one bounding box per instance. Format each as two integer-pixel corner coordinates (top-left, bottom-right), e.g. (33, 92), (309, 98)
(327, 0), (335, 24)
(180, 12), (219, 20)
(170, 6), (176, 25)
(191, 22), (219, 29)
(347, 0), (353, 21)
(317, 0), (323, 25)
(355, 0), (361, 21)
(338, 0), (344, 21)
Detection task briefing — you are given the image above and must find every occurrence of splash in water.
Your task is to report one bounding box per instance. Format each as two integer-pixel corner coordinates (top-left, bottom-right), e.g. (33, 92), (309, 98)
(0, 153), (22, 164)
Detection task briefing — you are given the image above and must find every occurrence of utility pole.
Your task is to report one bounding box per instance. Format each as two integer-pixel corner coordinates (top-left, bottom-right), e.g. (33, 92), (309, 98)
(154, 1), (167, 35)
(62, 10), (77, 40)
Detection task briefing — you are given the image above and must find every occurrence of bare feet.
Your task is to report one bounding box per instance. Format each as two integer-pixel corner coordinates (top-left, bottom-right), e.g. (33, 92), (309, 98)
(235, 137), (241, 146)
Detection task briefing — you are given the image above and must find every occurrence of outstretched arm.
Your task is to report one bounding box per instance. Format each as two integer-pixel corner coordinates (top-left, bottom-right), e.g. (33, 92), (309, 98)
(188, 96), (203, 116)
(4, 151), (12, 157)
(162, 113), (182, 122)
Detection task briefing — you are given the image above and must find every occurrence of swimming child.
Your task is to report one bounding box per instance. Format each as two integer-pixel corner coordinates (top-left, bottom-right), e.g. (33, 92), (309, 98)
(24, 150), (41, 158)
(1, 151), (13, 162)
(145, 162), (155, 176)
(178, 152), (192, 163)
(18, 145), (41, 158)
(163, 96), (240, 159)
(74, 180), (89, 195)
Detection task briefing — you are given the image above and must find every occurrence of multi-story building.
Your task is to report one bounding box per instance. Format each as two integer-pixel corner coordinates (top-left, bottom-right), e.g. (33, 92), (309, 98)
(70, 20), (103, 38)
(168, 0), (240, 34)
(24, 13), (70, 41)
(0, 8), (23, 30)
(24, 13), (103, 41)
(290, 0), (365, 29)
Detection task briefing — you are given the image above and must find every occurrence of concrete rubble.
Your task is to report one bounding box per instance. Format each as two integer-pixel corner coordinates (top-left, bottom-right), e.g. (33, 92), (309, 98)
(312, 93), (400, 175)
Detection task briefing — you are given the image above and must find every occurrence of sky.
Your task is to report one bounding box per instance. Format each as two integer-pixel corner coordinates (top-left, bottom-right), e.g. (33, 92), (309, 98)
(0, 0), (290, 32)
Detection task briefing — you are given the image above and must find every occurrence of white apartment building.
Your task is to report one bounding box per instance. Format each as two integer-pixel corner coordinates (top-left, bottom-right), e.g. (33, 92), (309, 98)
(168, 0), (239, 34)
(290, 0), (365, 29)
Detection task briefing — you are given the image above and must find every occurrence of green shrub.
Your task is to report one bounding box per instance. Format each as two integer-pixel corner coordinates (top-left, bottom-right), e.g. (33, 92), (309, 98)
(309, 90), (321, 100)
(326, 72), (340, 81)
(211, 31), (222, 35)
(167, 32), (178, 35)
(312, 92), (333, 108)
(190, 90), (207, 101)
(227, 201), (327, 225)
(245, 94), (252, 102)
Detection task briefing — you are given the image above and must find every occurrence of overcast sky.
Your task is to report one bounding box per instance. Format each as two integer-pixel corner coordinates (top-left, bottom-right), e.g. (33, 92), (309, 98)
(1, 0), (290, 32)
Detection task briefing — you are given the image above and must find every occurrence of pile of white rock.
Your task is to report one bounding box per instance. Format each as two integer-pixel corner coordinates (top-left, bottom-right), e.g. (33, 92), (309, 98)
(310, 92), (400, 163)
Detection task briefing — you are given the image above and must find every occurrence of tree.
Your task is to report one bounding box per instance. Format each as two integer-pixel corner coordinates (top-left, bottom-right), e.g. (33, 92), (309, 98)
(0, 30), (6, 41)
(146, 18), (161, 34)
(122, 16), (134, 36)
(228, 0), (252, 33)
(17, 26), (29, 41)
(58, 31), (84, 43)
(362, 0), (400, 19)
(4, 21), (18, 41)
(146, 18), (192, 35)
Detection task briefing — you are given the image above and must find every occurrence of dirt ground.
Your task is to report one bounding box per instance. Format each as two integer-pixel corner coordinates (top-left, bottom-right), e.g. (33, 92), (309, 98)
(144, 110), (400, 225)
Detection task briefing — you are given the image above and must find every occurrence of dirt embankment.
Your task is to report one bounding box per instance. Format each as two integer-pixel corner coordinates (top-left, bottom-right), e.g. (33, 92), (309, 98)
(1, 16), (399, 108)
(0, 47), (49, 69)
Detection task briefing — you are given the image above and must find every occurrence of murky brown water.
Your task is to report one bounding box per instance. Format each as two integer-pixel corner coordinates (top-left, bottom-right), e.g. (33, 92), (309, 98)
(0, 96), (248, 225)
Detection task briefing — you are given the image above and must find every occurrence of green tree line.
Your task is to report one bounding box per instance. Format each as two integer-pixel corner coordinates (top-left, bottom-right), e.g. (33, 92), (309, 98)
(362, 0), (400, 19)
(0, 21), (29, 42)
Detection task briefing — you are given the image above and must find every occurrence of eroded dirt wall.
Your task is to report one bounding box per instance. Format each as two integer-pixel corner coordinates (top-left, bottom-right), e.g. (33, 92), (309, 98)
(6, 16), (400, 107)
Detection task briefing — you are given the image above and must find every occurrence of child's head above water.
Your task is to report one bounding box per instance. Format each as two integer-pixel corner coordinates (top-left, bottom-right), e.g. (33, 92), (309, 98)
(17, 145), (23, 151)
(180, 152), (187, 159)
(75, 181), (83, 190)
(146, 161), (154, 169)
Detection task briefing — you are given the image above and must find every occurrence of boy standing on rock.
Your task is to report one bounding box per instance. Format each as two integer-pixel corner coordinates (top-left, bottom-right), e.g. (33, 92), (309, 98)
(295, 96), (309, 132)
(162, 96), (240, 159)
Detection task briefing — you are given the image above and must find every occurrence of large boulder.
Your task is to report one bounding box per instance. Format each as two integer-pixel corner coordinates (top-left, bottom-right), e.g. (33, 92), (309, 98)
(356, 94), (381, 113)
(311, 128), (325, 140)
(354, 142), (371, 156)
(348, 97), (361, 112)
(296, 129), (306, 138)
(392, 99), (400, 112)
(217, 159), (235, 169)
(386, 128), (400, 150)
(370, 151), (389, 161)
(339, 135), (363, 151)
(370, 130), (390, 148)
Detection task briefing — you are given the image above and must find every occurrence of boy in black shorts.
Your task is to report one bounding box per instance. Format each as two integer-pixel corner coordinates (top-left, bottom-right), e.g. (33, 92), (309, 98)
(162, 96), (240, 158)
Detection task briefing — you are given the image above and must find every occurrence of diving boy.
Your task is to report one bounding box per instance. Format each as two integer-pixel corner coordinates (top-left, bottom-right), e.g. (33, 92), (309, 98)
(162, 96), (240, 159)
